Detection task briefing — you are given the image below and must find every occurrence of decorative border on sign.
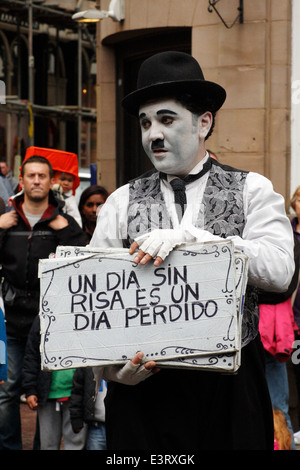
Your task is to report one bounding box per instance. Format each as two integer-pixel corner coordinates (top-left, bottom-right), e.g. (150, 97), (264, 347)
(40, 244), (239, 369)
(182, 244), (234, 304)
(162, 351), (236, 368)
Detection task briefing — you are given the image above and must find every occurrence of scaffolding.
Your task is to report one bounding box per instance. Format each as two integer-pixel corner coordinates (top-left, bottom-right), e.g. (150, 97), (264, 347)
(0, 0), (97, 166)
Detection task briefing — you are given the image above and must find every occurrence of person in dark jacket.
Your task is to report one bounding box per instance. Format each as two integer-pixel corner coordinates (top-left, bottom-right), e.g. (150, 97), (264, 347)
(0, 155), (86, 450)
(69, 367), (107, 450)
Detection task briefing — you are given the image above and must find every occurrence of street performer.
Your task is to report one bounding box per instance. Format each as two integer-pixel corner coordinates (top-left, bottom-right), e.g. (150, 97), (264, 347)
(90, 51), (294, 450)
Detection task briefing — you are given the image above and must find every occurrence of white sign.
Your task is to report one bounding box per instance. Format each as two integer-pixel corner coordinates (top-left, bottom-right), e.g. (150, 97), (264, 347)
(39, 240), (248, 373)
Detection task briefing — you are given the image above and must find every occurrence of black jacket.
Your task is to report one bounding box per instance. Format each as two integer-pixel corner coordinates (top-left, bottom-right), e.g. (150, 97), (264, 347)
(22, 315), (52, 405)
(0, 190), (86, 339)
(69, 368), (98, 432)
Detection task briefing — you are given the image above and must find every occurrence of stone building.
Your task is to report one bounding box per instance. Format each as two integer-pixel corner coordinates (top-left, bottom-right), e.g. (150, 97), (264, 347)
(95, 0), (294, 207)
(0, 0), (97, 173)
(0, 0), (297, 208)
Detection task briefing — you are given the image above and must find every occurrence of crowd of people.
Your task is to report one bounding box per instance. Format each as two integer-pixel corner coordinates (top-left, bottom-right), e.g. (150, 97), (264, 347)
(0, 154), (109, 450)
(0, 51), (299, 451)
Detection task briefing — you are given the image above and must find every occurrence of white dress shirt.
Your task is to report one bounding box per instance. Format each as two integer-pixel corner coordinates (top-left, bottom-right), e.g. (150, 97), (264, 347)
(90, 155), (294, 293)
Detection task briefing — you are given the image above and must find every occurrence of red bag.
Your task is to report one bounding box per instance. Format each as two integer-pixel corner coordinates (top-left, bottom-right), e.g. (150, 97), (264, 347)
(259, 298), (297, 362)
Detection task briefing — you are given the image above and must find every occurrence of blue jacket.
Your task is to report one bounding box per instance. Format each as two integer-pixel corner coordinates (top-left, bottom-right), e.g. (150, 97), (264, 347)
(0, 304), (7, 381)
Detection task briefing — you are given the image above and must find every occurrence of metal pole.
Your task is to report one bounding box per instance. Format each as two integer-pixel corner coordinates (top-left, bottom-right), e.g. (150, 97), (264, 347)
(28, 0), (34, 144)
(78, 25), (82, 166)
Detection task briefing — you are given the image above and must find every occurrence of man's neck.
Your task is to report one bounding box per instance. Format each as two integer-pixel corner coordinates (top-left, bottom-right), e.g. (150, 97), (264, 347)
(22, 197), (49, 216)
(167, 152), (209, 181)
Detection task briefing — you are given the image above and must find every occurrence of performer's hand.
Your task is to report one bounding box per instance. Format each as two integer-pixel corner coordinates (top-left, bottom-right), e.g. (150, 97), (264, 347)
(102, 352), (160, 386)
(0, 210), (18, 230)
(129, 241), (163, 266)
(129, 228), (186, 266)
(131, 351), (159, 373)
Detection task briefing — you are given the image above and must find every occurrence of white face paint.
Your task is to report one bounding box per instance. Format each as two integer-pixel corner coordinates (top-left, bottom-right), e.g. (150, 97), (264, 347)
(139, 98), (209, 176)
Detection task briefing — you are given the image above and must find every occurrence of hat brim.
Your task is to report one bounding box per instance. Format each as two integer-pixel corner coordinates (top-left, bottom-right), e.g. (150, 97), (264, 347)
(122, 80), (226, 117)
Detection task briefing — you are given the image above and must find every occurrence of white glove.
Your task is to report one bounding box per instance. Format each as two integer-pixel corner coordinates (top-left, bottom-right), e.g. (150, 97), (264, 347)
(131, 227), (221, 266)
(134, 228), (187, 261)
(102, 360), (155, 386)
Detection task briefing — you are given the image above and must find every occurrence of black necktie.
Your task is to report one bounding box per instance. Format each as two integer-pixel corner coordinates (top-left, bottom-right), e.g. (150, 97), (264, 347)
(160, 158), (213, 221)
(170, 178), (186, 221)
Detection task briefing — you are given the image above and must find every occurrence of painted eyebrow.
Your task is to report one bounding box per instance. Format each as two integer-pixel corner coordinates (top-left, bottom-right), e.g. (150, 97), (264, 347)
(139, 109), (178, 120)
(157, 109), (178, 116)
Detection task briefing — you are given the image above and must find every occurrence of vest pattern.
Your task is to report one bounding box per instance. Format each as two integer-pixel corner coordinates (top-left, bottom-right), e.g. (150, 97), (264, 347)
(127, 170), (173, 241)
(127, 161), (259, 347)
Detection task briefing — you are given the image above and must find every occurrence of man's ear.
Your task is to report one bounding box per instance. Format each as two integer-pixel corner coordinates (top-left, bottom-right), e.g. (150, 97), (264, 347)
(198, 111), (213, 140)
(50, 177), (55, 189)
(19, 177), (24, 189)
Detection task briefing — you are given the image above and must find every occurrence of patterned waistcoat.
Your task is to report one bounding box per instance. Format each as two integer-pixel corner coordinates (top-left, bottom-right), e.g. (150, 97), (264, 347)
(126, 158), (259, 347)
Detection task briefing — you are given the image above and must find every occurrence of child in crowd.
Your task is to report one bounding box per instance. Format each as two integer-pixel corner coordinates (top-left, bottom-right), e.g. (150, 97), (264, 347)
(22, 316), (87, 450)
(53, 171), (82, 227)
(69, 368), (107, 450)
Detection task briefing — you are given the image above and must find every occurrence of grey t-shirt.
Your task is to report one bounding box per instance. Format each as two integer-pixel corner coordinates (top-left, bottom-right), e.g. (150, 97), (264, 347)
(24, 211), (43, 229)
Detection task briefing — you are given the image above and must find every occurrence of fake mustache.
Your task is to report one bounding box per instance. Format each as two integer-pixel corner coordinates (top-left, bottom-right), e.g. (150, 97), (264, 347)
(151, 139), (165, 150)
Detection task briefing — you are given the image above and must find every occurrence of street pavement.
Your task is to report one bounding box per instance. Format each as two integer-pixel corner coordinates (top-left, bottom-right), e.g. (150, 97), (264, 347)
(20, 401), (37, 450)
(20, 400), (300, 451)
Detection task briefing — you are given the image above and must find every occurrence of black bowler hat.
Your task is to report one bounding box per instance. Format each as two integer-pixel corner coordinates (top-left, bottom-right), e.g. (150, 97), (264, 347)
(122, 51), (226, 117)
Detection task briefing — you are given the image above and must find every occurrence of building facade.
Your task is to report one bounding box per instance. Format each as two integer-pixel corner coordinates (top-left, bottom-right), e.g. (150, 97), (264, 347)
(96, 0), (293, 206)
(0, 0), (296, 207)
(0, 0), (97, 175)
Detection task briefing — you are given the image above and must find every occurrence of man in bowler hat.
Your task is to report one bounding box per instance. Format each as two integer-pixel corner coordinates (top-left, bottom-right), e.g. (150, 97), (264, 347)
(90, 51), (294, 450)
